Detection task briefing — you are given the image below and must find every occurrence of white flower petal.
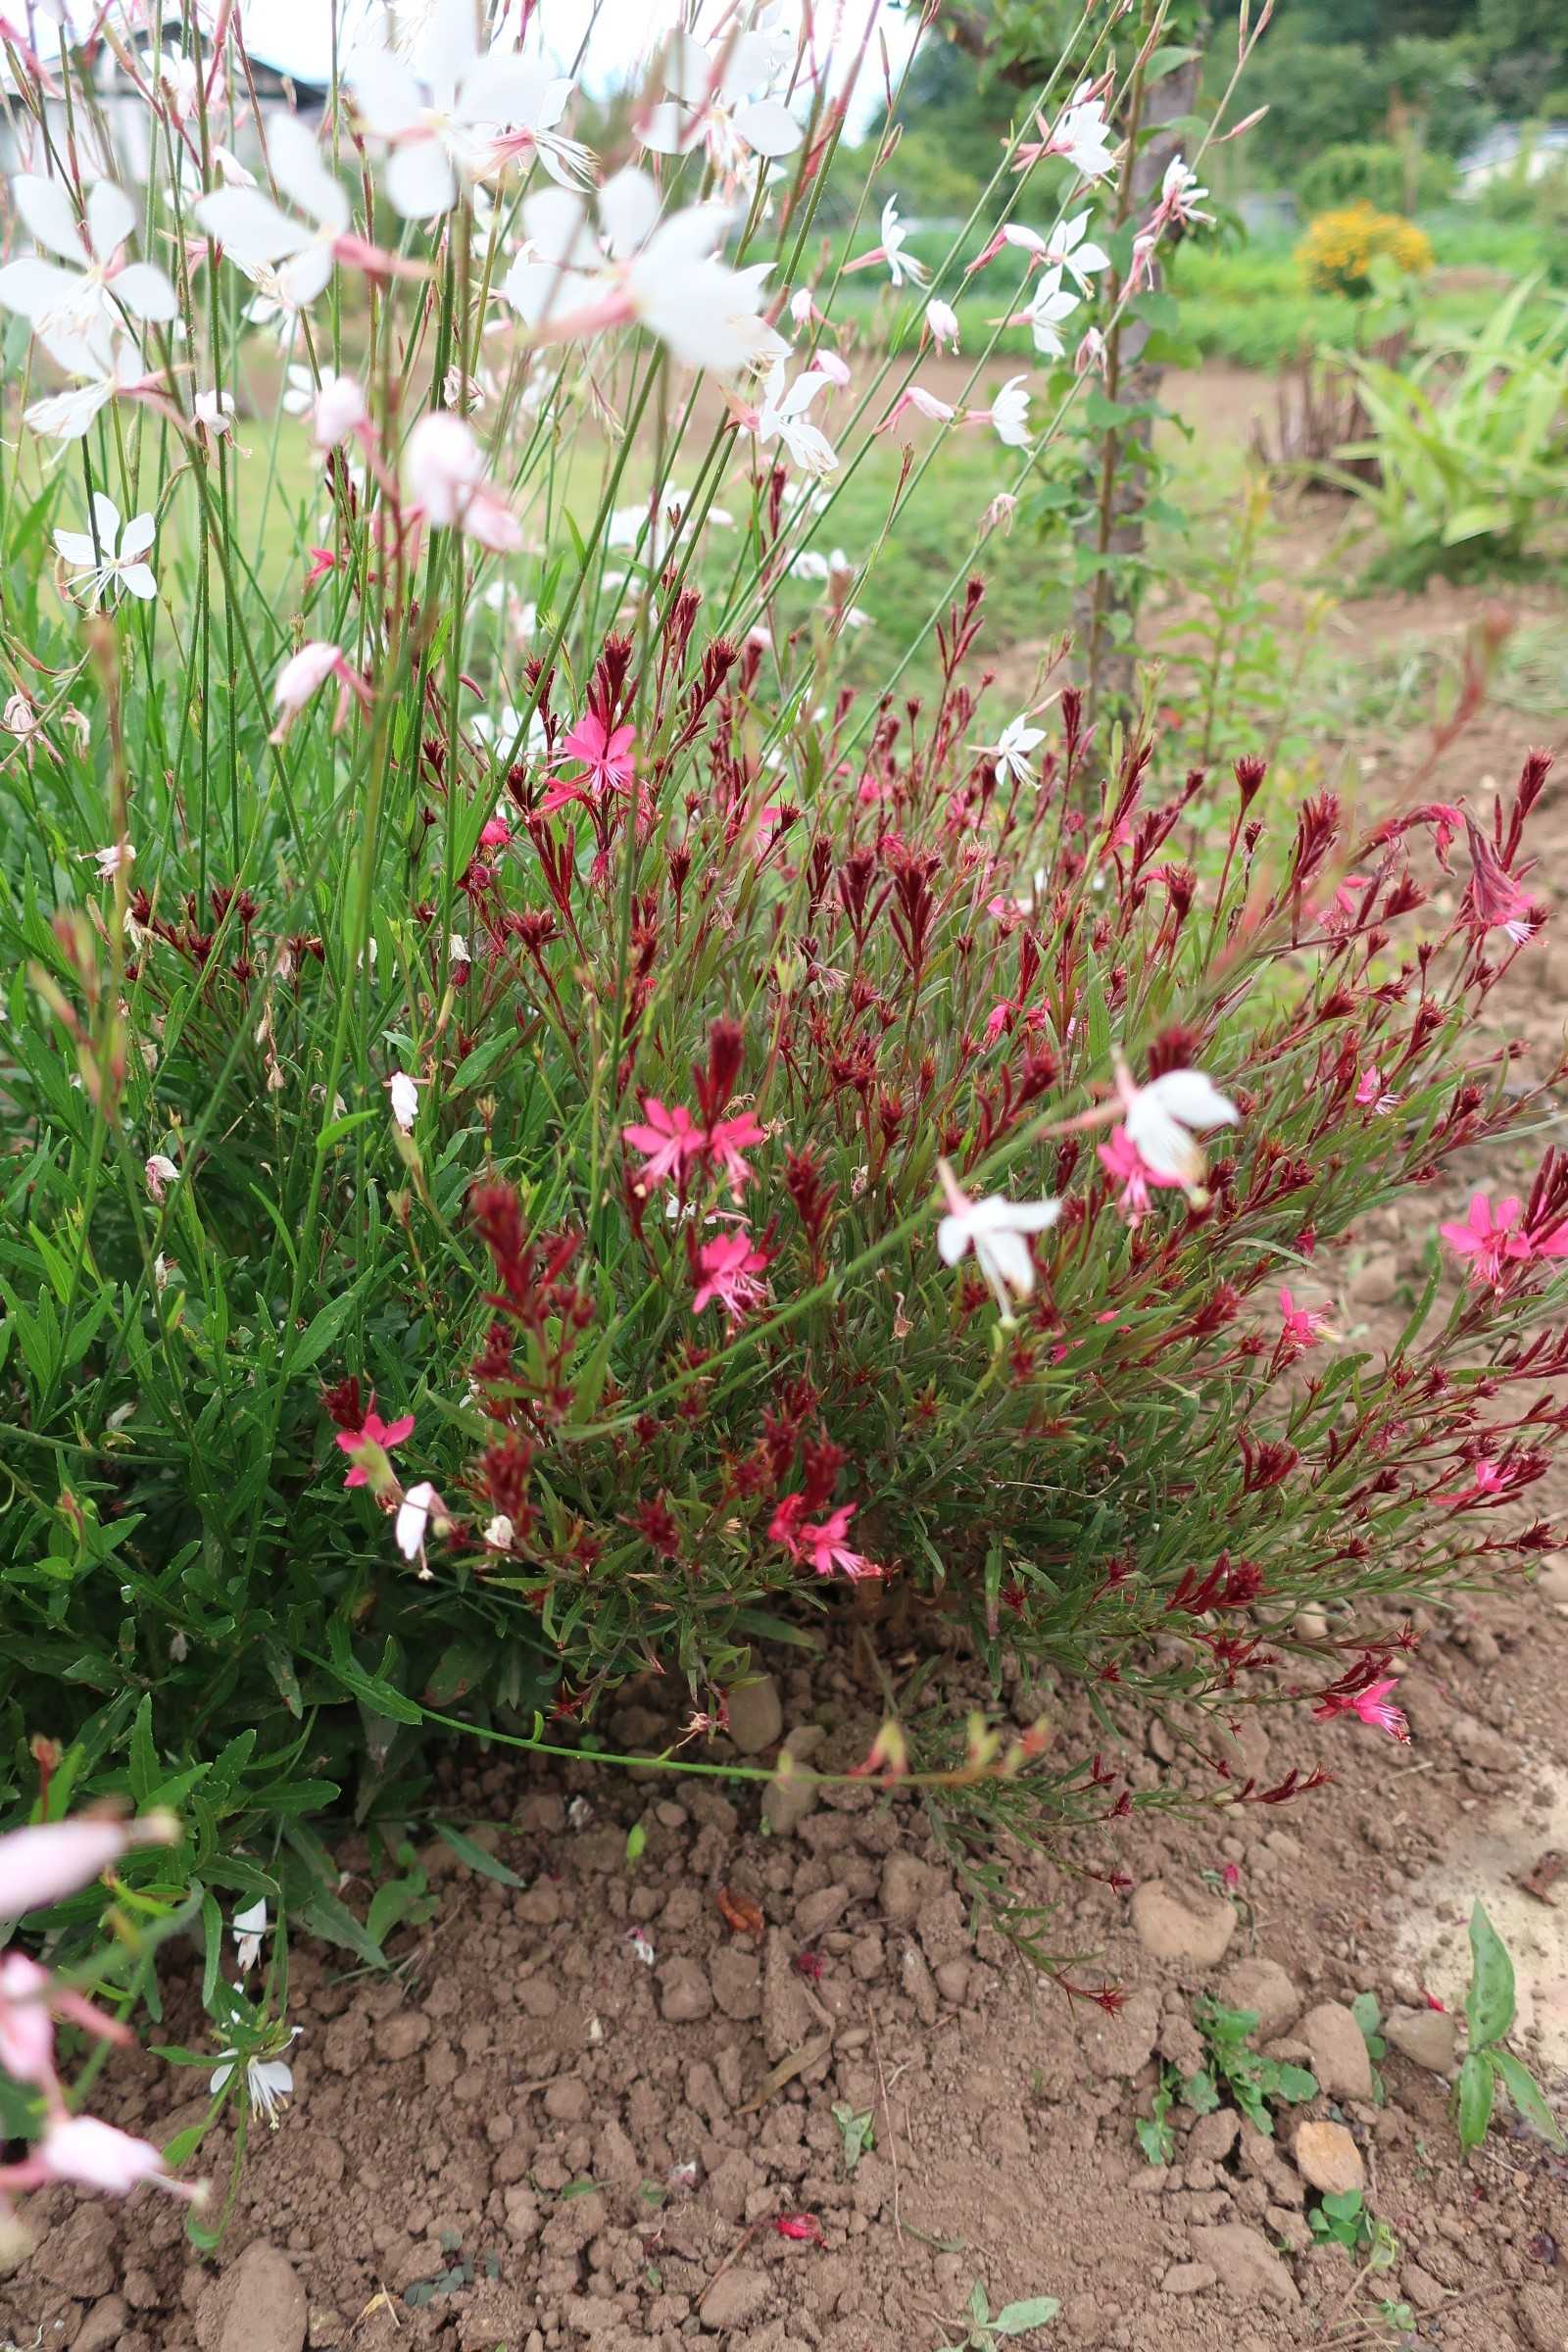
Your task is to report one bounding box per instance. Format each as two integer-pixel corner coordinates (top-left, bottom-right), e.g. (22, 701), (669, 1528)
(14, 174), (83, 261)
(194, 185), (307, 267)
(112, 263), (177, 321)
(85, 180), (135, 259)
(383, 136), (458, 220)
(1142, 1069), (1237, 1130)
(268, 111), (350, 235)
(119, 563), (158, 601)
(0, 256), (79, 319)
(734, 98), (802, 157)
(598, 166), (662, 257)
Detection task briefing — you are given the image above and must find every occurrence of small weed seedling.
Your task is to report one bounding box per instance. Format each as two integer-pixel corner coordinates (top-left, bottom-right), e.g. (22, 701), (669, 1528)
(937, 2283), (1060, 2350)
(1309, 2186), (1398, 2271)
(1351, 1991), (1389, 2104)
(831, 2102), (876, 2175)
(1455, 1902), (1568, 2159)
(1137, 1999), (1318, 2161)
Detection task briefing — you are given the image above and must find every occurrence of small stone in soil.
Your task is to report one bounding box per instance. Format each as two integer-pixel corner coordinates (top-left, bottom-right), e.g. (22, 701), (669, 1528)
(1516, 2283), (1568, 2352)
(1188, 2223), (1299, 2308)
(1163, 2262), (1218, 2296)
(879, 1852), (931, 1925)
(1131, 1878), (1238, 1967)
(659, 1955), (714, 2024)
(1217, 1958), (1301, 2039)
(725, 1670), (783, 1755)
(1293, 2119), (1364, 2196)
(1296, 2001), (1374, 2100)
(1384, 2005), (1459, 2075)
(698, 2266), (771, 2329)
(218, 2241), (307, 2352)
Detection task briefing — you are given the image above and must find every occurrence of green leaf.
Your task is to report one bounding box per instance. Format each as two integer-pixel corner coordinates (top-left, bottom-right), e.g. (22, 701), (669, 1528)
(1455, 2050), (1495, 2155)
(1136, 2113), (1173, 2165)
(434, 1823), (526, 1890)
(1490, 2049), (1567, 2151)
(1182, 2069), (1220, 2115)
(127, 1692), (158, 1807)
(1466, 1901), (1515, 2047)
(1273, 2064), (1319, 2104)
(1321, 2190), (1363, 2223)
(993, 2297), (1060, 2334)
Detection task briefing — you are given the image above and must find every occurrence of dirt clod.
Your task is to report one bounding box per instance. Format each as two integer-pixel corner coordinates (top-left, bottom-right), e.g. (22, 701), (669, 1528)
(1188, 2223), (1299, 2308)
(1217, 1959), (1301, 2039)
(217, 2241), (306, 2352)
(1296, 2002), (1373, 2100)
(1385, 2004), (1459, 2074)
(1131, 1878), (1238, 1966)
(659, 1955), (714, 2023)
(698, 2266), (771, 2329)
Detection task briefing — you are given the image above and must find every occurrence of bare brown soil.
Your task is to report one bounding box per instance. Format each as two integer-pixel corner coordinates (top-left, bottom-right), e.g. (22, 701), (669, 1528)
(3, 371), (1567, 2352)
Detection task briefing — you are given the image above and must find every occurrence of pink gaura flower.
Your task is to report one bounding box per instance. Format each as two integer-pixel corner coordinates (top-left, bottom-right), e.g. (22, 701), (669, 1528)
(1278, 1285), (1333, 1353)
(0, 1950), (130, 2090)
(873, 383), (955, 434)
(1432, 1458), (1508, 1506)
(1311, 1678), (1409, 1742)
(704, 1111), (765, 1200)
(1461, 813), (1539, 947)
(539, 710), (636, 814)
(799, 1503), (880, 1581)
(1440, 1192), (1530, 1287)
(1355, 1065), (1397, 1113)
(270, 640), (372, 742)
(692, 1230), (770, 1322)
(623, 1099), (702, 1188)
(478, 816), (512, 849)
(1098, 1124), (1183, 1226)
(336, 1401), (415, 1489)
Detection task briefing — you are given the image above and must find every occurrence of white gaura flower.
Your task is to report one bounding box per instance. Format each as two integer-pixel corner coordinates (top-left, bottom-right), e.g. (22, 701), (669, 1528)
(351, 0), (592, 219)
(240, 266), (303, 349)
(395, 1484), (431, 1559)
(1048, 84), (1118, 181)
(232, 1898), (269, 1972)
(524, 167), (777, 379)
(54, 493), (157, 606)
(638, 24), (802, 170)
(24, 330), (154, 442)
(403, 411), (521, 551)
(976, 713), (1045, 788)
(194, 115), (353, 308)
(1050, 210), (1111, 292)
(868, 196), (927, 288)
(210, 2032), (299, 2128)
(924, 297), (959, 351)
(1115, 1057), (1238, 1195)
(83, 840), (133, 879)
(193, 386), (235, 441)
(752, 359), (837, 476)
(387, 1068), (421, 1132)
(0, 175), (175, 369)
(313, 372), (368, 452)
(144, 1151), (179, 1202)
(966, 373), (1031, 448)
(1018, 267), (1079, 361)
(936, 1161), (1059, 1320)
(498, 183), (600, 328)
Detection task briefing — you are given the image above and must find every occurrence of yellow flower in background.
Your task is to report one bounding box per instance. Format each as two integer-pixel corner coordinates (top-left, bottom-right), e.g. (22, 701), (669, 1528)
(1297, 202), (1433, 297)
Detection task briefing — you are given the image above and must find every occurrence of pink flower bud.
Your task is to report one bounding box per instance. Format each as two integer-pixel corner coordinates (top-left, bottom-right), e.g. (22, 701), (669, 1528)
(313, 372), (368, 451)
(0, 1813), (178, 1922)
